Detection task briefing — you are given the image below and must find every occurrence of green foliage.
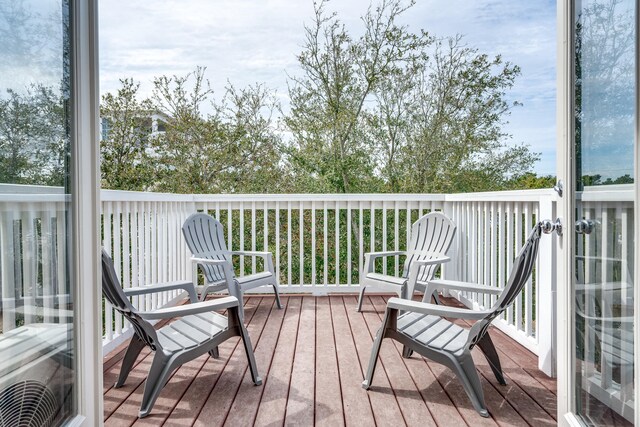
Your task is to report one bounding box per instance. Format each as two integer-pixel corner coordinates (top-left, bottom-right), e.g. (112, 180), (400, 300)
(506, 173), (556, 190)
(581, 174), (633, 186)
(0, 85), (68, 186)
(149, 67), (285, 194)
(98, 0), (546, 195)
(284, 0), (539, 194)
(100, 78), (155, 190)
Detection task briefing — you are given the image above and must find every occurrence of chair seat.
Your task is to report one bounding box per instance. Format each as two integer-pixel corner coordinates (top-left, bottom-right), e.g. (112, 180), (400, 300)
(237, 271), (273, 290)
(157, 311), (228, 352)
(365, 273), (407, 287)
(397, 312), (469, 357)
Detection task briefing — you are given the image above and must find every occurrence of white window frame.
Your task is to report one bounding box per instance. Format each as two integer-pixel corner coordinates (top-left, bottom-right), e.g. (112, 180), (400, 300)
(68, 0), (102, 425)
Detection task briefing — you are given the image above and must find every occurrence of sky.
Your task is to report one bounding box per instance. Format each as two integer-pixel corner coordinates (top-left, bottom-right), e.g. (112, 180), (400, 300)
(99, 0), (557, 176)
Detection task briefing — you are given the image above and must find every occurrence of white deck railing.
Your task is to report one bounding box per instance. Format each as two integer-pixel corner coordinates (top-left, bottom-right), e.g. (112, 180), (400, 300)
(1, 185), (558, 375)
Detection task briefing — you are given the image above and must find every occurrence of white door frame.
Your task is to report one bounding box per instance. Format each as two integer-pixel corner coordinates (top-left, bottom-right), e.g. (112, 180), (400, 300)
(70, 0), (102, 425)
(556, 0), (640, 425)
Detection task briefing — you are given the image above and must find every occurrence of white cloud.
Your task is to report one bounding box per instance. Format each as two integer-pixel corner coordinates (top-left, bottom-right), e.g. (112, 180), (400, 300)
(99, 0), (557, 175)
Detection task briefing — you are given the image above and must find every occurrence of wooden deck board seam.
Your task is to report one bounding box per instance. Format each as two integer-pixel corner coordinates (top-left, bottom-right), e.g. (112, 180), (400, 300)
(281, 296), (305, 423)
(325, 294), (346, 425)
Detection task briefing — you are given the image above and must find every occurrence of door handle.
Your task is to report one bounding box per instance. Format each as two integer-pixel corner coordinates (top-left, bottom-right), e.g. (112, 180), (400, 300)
(575, 219), (596, 234)
(541, 218), (563, 236)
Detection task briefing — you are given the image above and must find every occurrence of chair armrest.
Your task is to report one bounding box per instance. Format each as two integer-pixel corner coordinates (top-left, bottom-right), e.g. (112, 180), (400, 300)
(123, 281), (197, 302)
(139, 296), (239, 320)
(191, 257), (229, 265)
(230, 250), (271, 258)
(365, 251), (406, 258)
(387, 298), (491, 320)
(229, 251), (275, 273)
(427, 279), (502, 295)
(363, 251), (407, 274)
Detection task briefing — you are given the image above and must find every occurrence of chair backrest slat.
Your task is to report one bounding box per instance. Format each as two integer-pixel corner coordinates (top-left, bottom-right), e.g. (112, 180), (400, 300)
(101, 249), (160, 350)
(403, 212), (456, 283)
(182, 213), (233, 283)
(466, 223), (542, 350)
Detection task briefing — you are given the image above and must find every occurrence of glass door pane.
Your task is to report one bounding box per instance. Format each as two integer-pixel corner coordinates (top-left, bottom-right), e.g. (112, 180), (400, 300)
(0, 1), (75, 425)
(574, 0), (635, 424)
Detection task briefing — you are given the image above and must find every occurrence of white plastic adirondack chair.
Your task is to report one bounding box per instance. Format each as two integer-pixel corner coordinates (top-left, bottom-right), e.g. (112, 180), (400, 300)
(363, 223), (543, 417)
(101, 249), (261, 418)
(357, 212), (456, 312)
(182, 213), (282, 317)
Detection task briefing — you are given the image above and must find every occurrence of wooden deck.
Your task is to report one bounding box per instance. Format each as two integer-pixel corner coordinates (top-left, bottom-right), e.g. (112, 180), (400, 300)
(103, 295), (558, 426)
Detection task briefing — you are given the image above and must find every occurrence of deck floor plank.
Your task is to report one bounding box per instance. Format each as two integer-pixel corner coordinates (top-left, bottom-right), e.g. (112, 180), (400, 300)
(103, 295), (563, 427)
(342, 297), (406, 426)
(253, 297), (302, 426)
(314, 297), (345, 426)
(329, 296), (376, 427)
(284, 296), (316, 426)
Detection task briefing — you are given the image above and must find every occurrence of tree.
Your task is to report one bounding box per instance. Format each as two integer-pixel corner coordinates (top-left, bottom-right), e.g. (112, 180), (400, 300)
(100, 78), (155, 190)
(375, 35), (537, 193)
(0, 85), (67, 185)
(150, 67), (284, 193)
(507, 173), (556, 190)
(285, 0), (538, 194)
(284, 0), (428, 193)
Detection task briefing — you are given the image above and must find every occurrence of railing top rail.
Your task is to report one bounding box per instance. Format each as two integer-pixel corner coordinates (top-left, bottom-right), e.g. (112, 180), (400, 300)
(100, 190), (448, 203)
(99, 188), (560, 203)
(0, 183), (65, 194)
(443, 188), (557, 202)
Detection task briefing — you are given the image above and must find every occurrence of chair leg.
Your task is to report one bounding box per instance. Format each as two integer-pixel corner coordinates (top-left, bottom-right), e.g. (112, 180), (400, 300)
(452, 353), (489, 418)
(139, 352), (173, 418)
(477, 333), (507, 385)
(272, 282), (283, 309)
(402, 346), (413, 358)
(115, 336), (146, 388)
(356, 285), (367, 312)
(239, 323), (262, 386)
(362, 309), (390, 389)
(208, 346), (220, 359)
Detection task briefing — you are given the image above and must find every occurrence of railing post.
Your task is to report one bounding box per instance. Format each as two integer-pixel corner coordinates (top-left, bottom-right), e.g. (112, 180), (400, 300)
(537, 192), (557, 377)
(441, 199), (458, 289)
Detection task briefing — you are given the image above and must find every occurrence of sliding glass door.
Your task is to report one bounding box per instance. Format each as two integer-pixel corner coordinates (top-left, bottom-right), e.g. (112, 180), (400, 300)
(0, 1), (76, 424)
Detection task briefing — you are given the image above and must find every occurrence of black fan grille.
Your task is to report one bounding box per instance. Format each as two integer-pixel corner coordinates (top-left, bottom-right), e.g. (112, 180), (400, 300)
(0, 380), (58, 427)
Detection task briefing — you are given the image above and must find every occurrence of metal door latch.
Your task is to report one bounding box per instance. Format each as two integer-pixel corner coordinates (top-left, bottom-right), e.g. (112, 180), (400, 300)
(575, 219), (596, 234)
(541, 218), (563, 236)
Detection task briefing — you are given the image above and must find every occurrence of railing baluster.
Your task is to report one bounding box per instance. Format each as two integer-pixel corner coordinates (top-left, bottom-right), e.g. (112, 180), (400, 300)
(287, 201), (292, 286)
(347, 202), (352, 287)
(299, 204), (304, 286)
(240, 204), (245, 276)
(382, 202), (387, 276)
(252, 202), (257, 274)
(358, 202), (363, 285)
(394, 203), (399, 277)
(114, 202), (123, 335)
(335, 200), (340, 286)
(323, 202), (328, 286)
(0, 211), (16, 331)
(311, 201), (316, 287)
(275, 201), (281, 287)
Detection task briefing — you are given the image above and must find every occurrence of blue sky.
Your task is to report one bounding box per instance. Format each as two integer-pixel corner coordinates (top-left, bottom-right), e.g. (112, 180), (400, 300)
(99, 0), (557, 176)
